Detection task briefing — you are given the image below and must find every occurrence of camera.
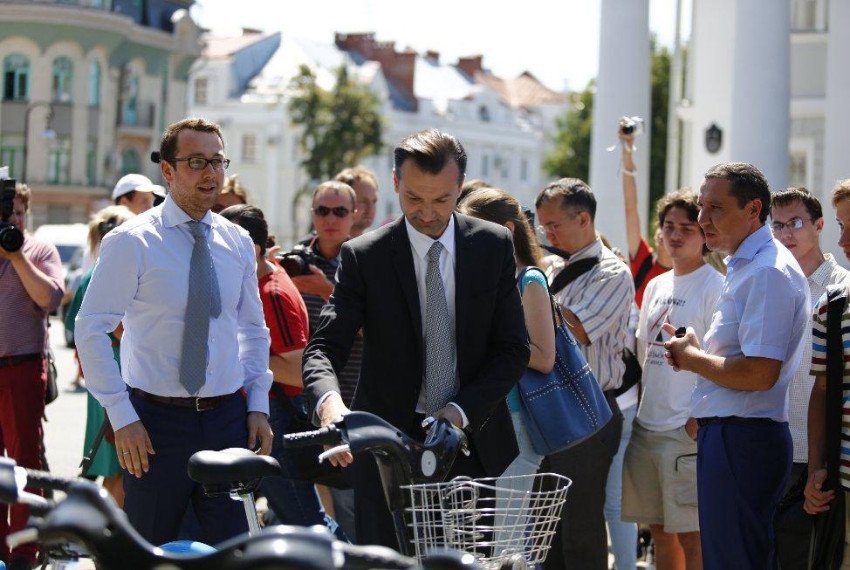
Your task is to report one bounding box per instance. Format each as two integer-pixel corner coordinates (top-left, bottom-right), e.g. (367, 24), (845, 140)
(0, 175), (24, 253)
(620, 116), (645, 136)
(276, 244), (321, 277)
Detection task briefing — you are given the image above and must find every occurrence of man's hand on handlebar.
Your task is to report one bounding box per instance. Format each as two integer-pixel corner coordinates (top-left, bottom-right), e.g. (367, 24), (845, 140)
(115, 420), (155, 478)
(318, 392), (353, 467)
(432, 406), (463, 429)
(247, 411), (273, 455)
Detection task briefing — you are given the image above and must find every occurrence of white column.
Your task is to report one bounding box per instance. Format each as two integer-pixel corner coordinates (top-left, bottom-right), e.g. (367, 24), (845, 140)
(589, 0), (651, 253)
(684, 0), (790, 193)
(821, 0), (850, 259)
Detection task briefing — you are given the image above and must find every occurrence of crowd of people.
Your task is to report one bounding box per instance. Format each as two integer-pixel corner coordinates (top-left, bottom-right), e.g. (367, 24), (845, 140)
(2, 115), (850, 570)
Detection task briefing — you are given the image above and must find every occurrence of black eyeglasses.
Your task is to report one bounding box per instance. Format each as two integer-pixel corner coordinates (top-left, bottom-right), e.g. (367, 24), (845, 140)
(312, 206), (351, 218)
(172, 157), (231, 171)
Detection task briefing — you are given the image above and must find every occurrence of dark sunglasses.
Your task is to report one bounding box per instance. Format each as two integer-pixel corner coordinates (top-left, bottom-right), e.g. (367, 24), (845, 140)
(312, 206), (351, 218)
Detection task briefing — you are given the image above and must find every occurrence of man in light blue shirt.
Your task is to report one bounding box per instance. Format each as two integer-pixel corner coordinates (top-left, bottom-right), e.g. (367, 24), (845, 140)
(76, 118), (273, 546)
(664, 162), (809, 570)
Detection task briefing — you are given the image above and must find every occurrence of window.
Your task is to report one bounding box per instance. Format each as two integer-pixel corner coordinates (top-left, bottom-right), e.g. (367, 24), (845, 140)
(0, 135), (24, 178)
(241, 133), (256, 163)
(194, 77), (208, 105)
(47, 137), (72, 184)
(86, 138), (98, 184)
(88, 61), (101, 106)
(121, 147), (140, 176)
(52, 57), (74, 103)
(478, 105), (491, 122)
(121, 68), (139, 125)
(3, 54), (30, 101)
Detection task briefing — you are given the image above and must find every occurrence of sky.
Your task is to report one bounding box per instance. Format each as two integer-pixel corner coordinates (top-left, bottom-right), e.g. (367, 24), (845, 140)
(191, 0), (692, 93)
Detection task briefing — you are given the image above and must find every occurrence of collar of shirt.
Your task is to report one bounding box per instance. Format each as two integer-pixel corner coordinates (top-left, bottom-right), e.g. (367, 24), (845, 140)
(728, 224), (772, 267)
(405, 215), (456, 262)
(810, 253), (839, 288)
(566, 238), (602, 264)
(160, 195), (214, 230)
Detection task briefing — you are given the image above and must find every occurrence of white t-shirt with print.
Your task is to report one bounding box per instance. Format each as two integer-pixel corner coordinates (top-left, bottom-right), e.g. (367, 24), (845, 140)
(636, 263), (724, 431)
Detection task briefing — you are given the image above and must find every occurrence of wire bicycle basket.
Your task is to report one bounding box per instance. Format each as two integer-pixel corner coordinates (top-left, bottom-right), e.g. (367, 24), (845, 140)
(403, 473), (571, 568)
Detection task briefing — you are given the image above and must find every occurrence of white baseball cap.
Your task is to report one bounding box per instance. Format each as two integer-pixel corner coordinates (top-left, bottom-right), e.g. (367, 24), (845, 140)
(112, 174), (166, 201)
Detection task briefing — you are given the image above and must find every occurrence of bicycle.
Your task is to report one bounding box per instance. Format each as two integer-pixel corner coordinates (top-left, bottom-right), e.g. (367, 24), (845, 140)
(0, 422), (480, 569)
(282, 411), (571, 569)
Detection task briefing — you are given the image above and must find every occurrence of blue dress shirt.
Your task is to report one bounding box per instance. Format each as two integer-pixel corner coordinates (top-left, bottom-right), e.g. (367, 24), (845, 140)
(75, 196), (273, 430)
(689, 224), (810, 422)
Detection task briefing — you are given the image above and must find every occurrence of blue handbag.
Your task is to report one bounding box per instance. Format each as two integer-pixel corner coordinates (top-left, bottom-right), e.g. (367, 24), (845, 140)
(516, 267), (613, 455)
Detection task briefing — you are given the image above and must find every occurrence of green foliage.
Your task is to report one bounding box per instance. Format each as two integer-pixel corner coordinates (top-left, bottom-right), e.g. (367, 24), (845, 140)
(543, 38), (672, 234)
(543, 83), (594, 182)
(649, 39), (671, 231)
(288, 65), (383, 183)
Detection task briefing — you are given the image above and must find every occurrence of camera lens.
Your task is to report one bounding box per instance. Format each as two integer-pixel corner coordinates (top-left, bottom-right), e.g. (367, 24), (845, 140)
(0, 224), (24, 253)
(622, 124), (635, 135)
(279, 254), (307, 277)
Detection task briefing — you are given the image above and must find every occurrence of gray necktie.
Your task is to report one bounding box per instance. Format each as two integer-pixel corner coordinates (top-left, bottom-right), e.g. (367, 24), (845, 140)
(179, 221), (222, 395)
(423, 241), (458, 414)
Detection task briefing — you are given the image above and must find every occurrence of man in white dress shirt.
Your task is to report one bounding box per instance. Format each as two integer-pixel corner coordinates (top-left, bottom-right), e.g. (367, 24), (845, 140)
(769, 187), (850, 568)
(76, 118), (273, 545)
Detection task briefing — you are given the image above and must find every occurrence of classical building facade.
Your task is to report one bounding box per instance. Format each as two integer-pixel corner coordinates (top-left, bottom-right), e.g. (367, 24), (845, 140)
(189, 30), (568, 246)
(0, 0), (202, 227)
(588, 0), (846, 257)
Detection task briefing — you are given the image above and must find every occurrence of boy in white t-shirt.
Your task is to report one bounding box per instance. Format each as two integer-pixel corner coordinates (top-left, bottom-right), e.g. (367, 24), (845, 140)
(622, 190), (724, 569)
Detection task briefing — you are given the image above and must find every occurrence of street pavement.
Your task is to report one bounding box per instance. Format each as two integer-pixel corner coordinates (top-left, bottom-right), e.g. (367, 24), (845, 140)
(44, 316), (88, 478)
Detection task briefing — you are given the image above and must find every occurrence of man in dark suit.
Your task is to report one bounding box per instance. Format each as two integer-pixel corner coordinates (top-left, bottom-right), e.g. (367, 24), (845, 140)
(303, 129), (529, 548)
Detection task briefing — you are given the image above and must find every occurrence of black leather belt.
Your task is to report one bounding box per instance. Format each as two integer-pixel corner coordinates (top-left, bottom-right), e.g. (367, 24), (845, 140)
(696, 416), (777, 427)
(0, 353), (41, 369)
(130, 388), (240, 411)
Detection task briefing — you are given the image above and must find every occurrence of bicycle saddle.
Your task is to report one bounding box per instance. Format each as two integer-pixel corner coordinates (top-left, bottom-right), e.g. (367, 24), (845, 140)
(188, 448), (280, 486)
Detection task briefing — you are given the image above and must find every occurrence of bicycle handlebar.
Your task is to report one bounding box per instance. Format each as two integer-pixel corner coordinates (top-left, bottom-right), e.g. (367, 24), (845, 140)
(282, 425), (342, 448)
(0, 413), (480, 569)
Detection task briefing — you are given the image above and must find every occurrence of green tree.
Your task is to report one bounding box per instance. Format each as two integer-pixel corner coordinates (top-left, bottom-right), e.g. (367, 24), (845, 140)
(288, 64), (383, 182)
(648, 41), (671, 232)
(543, 38), (671, 233)
(543, 83), (594, 182)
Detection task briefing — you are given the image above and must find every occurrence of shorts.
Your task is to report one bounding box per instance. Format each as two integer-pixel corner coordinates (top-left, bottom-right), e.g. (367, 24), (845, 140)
(621, 422), (699, 533)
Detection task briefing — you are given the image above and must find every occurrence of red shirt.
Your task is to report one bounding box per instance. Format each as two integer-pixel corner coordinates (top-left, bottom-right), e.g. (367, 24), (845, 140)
(630, 238), (669, 308)
(259, 267), (309, 397)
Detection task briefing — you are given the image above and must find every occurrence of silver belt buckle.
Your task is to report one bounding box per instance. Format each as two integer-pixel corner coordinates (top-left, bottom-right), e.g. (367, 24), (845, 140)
(195, 397), (203, 412)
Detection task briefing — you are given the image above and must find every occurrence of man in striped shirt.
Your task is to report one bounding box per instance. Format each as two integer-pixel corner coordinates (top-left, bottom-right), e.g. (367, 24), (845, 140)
(804, 179), (850, 568)
(535, 178), (635, 570)
(770, 187), (850, 568)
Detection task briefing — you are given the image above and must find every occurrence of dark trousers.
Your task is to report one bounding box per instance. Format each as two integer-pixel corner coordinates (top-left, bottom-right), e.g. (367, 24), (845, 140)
(0, 358), (45, 565)
(352, 415), (488, 551)
(698, 419), (792, 570)
(261, 395), (342, 536)
(775, 462), (811, 570)
(543, 396), (623, 570)
(123, 391), (250, 546)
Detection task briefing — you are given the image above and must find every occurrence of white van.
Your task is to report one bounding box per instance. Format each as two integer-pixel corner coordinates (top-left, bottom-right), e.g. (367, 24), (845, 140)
(33, 223), (89, 346)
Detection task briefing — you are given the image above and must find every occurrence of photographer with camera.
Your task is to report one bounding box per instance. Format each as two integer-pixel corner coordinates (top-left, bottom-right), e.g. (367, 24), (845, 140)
(0, 180), (65, 570)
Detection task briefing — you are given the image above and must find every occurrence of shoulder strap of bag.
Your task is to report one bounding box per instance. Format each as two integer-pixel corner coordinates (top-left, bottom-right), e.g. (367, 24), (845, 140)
(825, 285), (848, 490)
(550, 257), (600, 295)
(633, 254), (655, 290)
